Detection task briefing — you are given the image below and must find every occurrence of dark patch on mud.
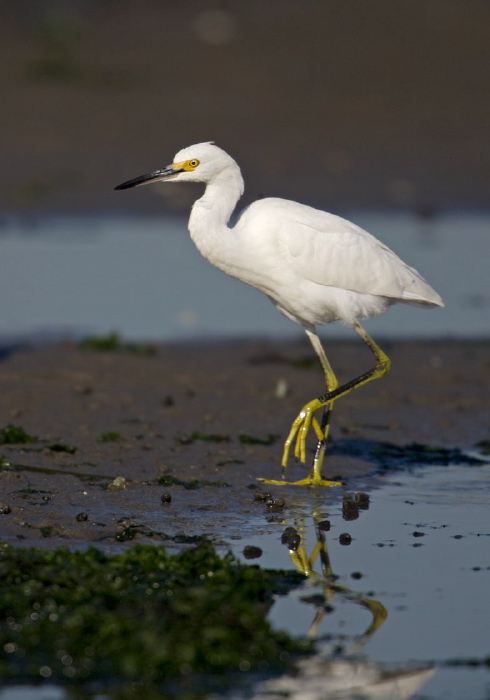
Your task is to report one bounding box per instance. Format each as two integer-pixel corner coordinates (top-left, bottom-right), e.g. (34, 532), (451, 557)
(328, 439), (484, 475)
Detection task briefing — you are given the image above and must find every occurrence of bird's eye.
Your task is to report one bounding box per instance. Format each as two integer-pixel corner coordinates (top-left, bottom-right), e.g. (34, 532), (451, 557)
(188, 159), (199, 168)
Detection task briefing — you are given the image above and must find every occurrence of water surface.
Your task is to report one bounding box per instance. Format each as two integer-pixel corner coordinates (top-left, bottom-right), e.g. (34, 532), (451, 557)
(0, 211), (488, 341)
(232, 461), (490, 699)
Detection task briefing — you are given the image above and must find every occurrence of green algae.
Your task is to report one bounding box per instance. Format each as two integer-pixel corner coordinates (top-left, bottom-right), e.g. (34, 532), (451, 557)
(79, 332), (157, 356)
(238, 433), (279, 446)
(1, 461), (111, 483)
(0, 542), (309, 688)
(175, 431), (230, 445)
(0, 425), (38, 445)
(290, 355), (319, 370)
(100, 431), (123, 443)
(0, 455), (10, 469)
(17, 488), (53, 498)
(157, 475), (230, 490)
(48, 443), (78, 454)
(190, 431), (230, 443)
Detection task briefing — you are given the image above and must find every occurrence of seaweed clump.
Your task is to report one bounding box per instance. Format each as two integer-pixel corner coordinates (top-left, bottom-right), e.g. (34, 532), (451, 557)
(0, 425), (37, 445)
(79, 332), (156, 356)
(0, 542), (308, 688)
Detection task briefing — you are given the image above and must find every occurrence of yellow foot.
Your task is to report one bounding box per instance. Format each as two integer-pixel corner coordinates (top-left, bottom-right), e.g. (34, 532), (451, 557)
(257, 476), (341, 487)
(282, 399), (325, 466)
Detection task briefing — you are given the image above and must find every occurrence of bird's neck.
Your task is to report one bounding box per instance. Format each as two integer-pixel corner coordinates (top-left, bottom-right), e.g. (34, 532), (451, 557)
(188, 170), (244, 266)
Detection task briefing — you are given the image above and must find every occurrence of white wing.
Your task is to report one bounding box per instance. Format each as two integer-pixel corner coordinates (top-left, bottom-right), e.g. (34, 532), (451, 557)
(243, 199), (443, 306)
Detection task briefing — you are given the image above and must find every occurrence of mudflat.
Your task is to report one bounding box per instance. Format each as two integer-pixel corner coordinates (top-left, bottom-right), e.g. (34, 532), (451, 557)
(0, 337), (488, 550)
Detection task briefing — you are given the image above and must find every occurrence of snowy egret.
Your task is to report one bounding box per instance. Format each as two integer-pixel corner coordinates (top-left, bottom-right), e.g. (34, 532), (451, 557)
(115, 142), (443, 486)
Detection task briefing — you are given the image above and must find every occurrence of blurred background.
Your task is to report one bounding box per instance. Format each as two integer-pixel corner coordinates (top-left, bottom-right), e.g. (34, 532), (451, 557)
(1, 0), (489, 341)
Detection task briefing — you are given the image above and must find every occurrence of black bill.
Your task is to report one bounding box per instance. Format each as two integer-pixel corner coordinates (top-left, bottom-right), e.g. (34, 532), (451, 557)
(114, 165), (183, 190)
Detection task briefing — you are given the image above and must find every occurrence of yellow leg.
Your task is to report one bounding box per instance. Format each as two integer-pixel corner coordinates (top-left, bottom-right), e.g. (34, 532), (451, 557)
(259, 322), (390, 486)
(260, 328), (340, 486)
(299, 330), (338, 464)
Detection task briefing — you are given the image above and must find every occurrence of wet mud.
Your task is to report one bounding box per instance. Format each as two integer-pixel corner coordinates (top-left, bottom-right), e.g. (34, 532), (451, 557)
(0, 337), (488, 552)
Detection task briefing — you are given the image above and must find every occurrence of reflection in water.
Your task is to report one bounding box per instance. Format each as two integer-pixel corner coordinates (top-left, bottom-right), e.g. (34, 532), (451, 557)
(255, 656), (435, 700)
(254, 505), (434, 700)
(284, 512), (387, 645)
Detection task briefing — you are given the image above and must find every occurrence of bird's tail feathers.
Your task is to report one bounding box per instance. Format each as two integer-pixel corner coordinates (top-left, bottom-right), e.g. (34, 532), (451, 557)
(401, 289), (444, 307)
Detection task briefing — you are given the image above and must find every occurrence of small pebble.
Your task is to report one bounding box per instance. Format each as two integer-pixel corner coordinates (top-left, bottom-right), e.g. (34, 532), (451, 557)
(317, 519), (331, 531)
(342, 498), (359, 521)
(161, 492), (172, 504)
(265, 497), (285, 509)
(176, 433), (193, 445)
(0, 504), (11, 515)
(275, 378), (289, 399)
(281, 526), (297, 538)
(108, 476), (127, 488)
(265, 514), (284, 524)
(285, 533), (301, 551)
(254, 492), (272, 502)
(281, 527), (301, 551)
(76, 512), (88, 522)
(355, 492), (370, 509)
(243, 545), (263, 559)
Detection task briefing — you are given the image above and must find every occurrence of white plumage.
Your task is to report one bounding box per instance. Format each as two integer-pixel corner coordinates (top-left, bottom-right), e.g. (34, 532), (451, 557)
(116, 141), (443, 486)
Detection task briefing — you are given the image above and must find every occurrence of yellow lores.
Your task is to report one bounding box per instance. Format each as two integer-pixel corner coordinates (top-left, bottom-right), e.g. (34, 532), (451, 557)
(115, 142), (443, 487)
(175, 159), (200, 172)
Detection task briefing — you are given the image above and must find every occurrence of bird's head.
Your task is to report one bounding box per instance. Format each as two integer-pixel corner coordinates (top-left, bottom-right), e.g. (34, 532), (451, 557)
(114, 142), (241, 190)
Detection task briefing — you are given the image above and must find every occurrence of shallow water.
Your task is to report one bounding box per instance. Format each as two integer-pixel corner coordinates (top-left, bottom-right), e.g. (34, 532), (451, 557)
(1, 462), (489, 699)
(0, 211), (488, 341)
(231, 461), (490, 700)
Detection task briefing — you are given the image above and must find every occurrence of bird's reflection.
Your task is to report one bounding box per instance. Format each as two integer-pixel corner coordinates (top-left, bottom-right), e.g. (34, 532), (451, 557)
(280, 502), (387, 646)
(256, 500), (434, 699)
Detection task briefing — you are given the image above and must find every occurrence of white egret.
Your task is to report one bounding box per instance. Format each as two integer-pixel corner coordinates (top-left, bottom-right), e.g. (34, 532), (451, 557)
(115, 142), (443, 486)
